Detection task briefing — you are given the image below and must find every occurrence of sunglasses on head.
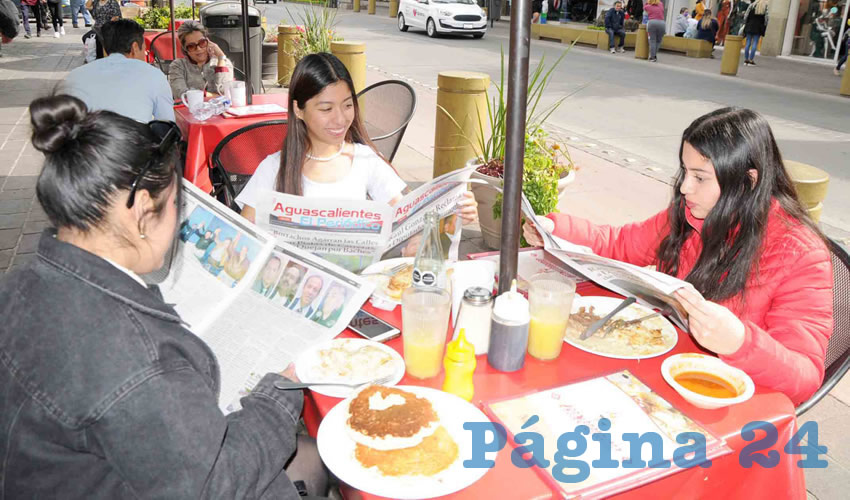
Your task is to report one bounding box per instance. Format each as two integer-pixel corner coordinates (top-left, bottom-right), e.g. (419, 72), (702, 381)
(126, 121), (182, 209)
(184, 38), (209, 52)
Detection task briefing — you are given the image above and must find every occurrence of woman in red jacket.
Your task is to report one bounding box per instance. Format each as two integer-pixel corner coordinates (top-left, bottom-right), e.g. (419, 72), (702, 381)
(524, 107), (833, 406)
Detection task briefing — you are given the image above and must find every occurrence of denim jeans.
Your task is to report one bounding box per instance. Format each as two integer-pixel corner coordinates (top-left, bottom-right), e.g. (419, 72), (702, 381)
(607, 28), (626, 48)
(745, 34), (761, 60)
(21, 4), (45, 34)
(69, 0), (92, 26)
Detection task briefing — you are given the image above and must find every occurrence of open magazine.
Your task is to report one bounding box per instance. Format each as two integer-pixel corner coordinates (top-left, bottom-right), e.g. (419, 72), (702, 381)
(149, 180), (375, 412)
(519, 194), (693, 331)
(253, 165), (475, 272)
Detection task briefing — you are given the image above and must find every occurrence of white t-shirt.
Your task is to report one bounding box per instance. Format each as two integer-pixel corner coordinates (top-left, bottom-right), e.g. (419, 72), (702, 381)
(236, 143), (407, 209)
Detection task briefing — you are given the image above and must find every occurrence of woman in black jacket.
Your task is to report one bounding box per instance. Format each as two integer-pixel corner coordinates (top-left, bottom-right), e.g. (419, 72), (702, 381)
(743, 0), (769, 66)
(696, 8), (720, 51)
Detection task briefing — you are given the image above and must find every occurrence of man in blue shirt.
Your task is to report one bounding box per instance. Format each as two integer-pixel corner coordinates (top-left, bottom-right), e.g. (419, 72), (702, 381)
(61, 20), (174, 123)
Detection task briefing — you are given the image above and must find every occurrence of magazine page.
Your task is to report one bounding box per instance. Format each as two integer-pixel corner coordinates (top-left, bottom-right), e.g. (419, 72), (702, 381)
(156, 180), (274, 332)
(201, 241), (375, 413)
(486, 370), (730, 499)
(382, 165), (476, 261)
(254, 190), (393, 272)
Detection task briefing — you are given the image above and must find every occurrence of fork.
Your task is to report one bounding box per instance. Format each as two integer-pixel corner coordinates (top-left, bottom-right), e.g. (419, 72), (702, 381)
(600, 312), (662, 337)
(359, 262), (409, 277)
(273, 372), (396, 391)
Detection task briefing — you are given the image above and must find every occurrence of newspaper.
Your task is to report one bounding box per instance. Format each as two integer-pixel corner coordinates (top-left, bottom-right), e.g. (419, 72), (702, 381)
(520, 194), (693, 331)
(150, 180), (374, 412)
(255, 165), (475, 272)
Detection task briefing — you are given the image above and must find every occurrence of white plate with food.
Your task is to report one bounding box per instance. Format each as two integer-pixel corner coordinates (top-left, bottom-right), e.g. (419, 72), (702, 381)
(317, 385), (493, 499)
(294, 338), (405, 398)
(563, 296), (678, 360)
(360, 257), (414, 308)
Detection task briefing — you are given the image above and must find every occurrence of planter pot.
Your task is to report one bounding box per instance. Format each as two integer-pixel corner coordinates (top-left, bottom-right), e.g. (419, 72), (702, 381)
(470, 159), (576, 250)
(262, 42), (278, 81)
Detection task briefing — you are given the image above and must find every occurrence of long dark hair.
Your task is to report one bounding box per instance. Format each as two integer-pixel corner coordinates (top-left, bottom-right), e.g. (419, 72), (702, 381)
(276, 53), (374, 195)
(657, 107), (824, 302)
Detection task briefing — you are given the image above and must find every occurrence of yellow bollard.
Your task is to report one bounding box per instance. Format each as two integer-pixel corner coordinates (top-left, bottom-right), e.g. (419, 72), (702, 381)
(354, 0), (361, 12)
(368, 0), (376, 15)
(433, 71), (490, 178)
(784, 160), (830, 211)
(390, 0), (399, 17)
(331, 41), (367, 95)
(721, 35), (743, 76)
(635, 24), (648, 60)
(277, 25), (300, 87)
(842, 66), (850, 96)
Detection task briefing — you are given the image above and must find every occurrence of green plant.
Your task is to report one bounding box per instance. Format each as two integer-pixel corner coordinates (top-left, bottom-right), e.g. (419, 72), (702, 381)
(283, 3), (342, 62)
(135, 6), (195, 30)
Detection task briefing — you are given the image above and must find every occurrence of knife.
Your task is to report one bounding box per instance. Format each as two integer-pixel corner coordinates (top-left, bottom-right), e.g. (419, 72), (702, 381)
(579, 297), (637, 340)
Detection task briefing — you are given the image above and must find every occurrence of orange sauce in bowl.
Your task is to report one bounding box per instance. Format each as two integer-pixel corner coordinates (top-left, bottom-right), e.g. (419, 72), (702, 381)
(674, 371), (739, 399)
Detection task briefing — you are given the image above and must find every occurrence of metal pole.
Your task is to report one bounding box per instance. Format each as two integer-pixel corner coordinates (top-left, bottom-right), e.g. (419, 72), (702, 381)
(241, 0), (253, 104)
(170, 0), (177, 63)
(498, 0), (532, 294)
(192, 0), (195, 21)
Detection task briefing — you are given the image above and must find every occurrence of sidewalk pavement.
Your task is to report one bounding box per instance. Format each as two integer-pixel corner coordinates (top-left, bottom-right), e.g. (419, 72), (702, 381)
(2, 24), (849, 498)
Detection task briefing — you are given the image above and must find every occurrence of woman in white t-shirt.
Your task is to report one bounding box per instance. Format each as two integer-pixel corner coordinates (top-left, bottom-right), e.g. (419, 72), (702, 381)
(237, 53), (478, 224)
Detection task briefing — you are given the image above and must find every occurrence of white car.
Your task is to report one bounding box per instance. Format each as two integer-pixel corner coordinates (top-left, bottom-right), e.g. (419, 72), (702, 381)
(398, 0), (488, 39)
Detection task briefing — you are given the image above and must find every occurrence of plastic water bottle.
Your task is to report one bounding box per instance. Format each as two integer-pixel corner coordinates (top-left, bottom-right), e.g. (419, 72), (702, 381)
(541, 0), (548, 23)
(412, 211), (446, 290)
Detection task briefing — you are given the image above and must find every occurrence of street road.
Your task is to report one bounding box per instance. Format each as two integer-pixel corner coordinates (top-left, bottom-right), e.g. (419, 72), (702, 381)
(259, 3), (850, 237)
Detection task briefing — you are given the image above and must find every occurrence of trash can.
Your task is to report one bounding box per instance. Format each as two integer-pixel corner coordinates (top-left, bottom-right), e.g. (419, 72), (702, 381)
(200, 1), (263, 94)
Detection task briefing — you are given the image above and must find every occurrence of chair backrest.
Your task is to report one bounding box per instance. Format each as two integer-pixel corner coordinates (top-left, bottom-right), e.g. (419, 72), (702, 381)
(150, 31), (185, 74)
(797, 239), (850, 416)
(355, 80), (417, 163)
(210, 120), (288, 211)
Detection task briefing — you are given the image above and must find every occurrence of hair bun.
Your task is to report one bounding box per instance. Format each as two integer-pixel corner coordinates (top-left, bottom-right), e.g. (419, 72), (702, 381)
(29, 95), (89, 155)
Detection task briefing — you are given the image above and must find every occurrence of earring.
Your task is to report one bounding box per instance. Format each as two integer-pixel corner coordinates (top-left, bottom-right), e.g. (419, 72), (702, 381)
(140, 234), (146, 239)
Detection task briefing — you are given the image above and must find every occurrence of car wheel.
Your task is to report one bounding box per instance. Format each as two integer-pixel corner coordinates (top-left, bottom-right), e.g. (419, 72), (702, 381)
(427, 18), (438, 38)
(398, 14), (408, 32)
(472, 32), (484, 39)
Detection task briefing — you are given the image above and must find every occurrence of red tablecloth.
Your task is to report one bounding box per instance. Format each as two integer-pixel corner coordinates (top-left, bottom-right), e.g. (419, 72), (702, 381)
(174, 93), (289, 193)
(303, 282), (806, 500)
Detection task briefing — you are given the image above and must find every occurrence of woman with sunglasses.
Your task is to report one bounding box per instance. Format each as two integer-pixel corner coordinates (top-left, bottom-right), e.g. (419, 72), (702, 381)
(0, 94), (327, 498)
(236, 53), (478, 231)
(169, 20), (234, 99)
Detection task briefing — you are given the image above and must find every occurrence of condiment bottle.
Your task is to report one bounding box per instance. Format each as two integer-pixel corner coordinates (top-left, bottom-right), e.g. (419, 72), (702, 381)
(453, 287), (493, 356)
(412, 211), (446, 290)
(487, 280), (530, 372)
(443, 328), (476, 401)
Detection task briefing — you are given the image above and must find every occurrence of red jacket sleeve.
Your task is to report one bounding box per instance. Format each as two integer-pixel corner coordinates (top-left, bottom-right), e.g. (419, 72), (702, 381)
(720, 238), (833, 406)
(546, 210), (670, 268)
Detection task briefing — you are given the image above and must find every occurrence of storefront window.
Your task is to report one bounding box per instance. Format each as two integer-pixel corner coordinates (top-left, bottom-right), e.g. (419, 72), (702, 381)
(790, 0), (848, 62)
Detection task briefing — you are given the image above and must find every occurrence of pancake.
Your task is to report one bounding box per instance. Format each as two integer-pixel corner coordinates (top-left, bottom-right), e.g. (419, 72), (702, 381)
(346, 385), (439, 451)
(354, 425), (459, 477)
(385, 265), (413, 300)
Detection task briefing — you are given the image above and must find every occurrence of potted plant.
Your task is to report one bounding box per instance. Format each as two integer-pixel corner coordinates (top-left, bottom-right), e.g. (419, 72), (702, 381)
(276, 3), (342, 85)
(442, 49), (576, 249)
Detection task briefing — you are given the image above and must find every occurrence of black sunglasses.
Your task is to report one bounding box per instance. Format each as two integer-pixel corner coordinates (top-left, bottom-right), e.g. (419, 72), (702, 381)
(126, 121), (182, 209)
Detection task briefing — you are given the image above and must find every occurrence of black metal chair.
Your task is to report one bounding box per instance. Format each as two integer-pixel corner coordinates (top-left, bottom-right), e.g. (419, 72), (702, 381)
(150, 31), (185, 75)
(796, 239), (850, 416)
(355, 80), (417, 163)
(210, 119), (288, 212)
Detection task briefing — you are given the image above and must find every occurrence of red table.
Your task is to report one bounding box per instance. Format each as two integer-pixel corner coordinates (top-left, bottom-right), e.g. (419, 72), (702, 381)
(303, 282), (806, 499)
(174, 93), (289, 193)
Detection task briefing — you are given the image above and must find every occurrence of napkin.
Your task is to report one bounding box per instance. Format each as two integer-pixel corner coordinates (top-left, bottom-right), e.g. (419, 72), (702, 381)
(450, 260), (496, 327)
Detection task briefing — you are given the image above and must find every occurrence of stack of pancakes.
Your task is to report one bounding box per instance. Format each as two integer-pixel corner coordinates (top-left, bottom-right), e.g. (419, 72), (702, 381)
(346, 385), (459, 477)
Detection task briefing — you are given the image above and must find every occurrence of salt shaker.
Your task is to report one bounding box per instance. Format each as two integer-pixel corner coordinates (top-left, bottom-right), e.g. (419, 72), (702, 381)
(453, 287), (493, 356)
(487, 280), (530, 372)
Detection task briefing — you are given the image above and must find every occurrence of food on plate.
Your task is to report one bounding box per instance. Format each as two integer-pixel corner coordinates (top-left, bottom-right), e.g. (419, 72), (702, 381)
(346, 385), (458, 476)
(565, 305), (671, 356)
(385, 264), (413, 300)
(673, 371), (739, 399)
(312, 341), (396, 383)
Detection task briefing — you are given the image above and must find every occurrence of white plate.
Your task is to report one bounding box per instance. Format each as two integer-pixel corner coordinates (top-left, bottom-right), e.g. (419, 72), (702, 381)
(564, 296), (678, 360)
(317, 386), (493, 499)
(294, 338), (404, 398)
(360, 257), (414, 309)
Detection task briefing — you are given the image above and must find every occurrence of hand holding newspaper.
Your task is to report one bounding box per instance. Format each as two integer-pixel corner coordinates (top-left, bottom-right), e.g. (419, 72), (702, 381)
(519, 194), (694, 331)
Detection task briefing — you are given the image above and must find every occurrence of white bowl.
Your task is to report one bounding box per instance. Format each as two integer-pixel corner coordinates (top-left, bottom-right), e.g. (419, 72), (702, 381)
(661, 353), (755, 410)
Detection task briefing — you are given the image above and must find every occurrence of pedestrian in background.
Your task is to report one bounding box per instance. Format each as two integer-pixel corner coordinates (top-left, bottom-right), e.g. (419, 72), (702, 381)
(20, 0), (44, 38)
(605, 1), (627, 53)
(716, 0), (731, 44)
(743, 0), (769, 66)
(626, 0), (643, 24)
(696, 8), (719, 57)
(70, 0), (93, 28)
(694, 0), (706, 20)
(834, 23), (849, 76)
(46, 0), (64, 38)
(674, 7), (690, 36)
(645, 0), (666, 62)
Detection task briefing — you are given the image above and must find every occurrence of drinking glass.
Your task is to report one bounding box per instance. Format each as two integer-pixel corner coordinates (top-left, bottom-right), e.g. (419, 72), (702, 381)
(402, 287), (451, 378)
(527, 273), (576, 360)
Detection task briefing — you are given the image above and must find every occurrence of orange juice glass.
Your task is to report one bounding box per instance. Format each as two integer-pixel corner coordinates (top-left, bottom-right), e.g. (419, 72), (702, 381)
(527, 273), (576, 360)
(402, 287), (451, 378)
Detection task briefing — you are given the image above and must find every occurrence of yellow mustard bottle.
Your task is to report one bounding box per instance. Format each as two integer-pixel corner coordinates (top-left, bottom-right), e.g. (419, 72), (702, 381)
(442, 328), (476, 401)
